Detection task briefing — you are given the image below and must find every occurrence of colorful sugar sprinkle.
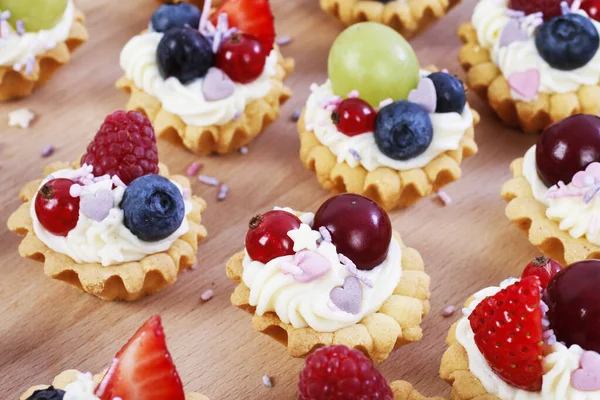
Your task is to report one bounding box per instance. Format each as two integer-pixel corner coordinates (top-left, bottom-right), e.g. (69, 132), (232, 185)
(442, 306), (456, 317)
(186, 161), (203, 177)
(275, 35), (292, 46)
(379, 98), (393, 108)
(291, 110), (301, 122)
(239, 146), (249, 155)
(41, 144), (55, 158)
(348, 148), (361, 161)
(198, 175), (221, 187)
(200, 289), (214, 301)
(436, 190), (453, 206)
(217, 184), (229, 201)
(262, 375), (273, 388)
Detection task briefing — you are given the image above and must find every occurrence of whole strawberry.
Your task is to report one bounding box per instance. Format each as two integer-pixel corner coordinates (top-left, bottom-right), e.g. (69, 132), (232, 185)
(469, 276), (544, 391)
(298, 345), (393, 400)
(509, 0), (573, 20)
(81, 110), (159, 185)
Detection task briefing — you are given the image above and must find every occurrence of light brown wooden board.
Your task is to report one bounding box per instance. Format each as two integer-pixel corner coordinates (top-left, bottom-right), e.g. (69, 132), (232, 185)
(0, 0), (542, 398)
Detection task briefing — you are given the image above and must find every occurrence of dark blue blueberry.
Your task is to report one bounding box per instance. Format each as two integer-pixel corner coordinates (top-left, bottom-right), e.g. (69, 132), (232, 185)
(151, 3), (201, 33)
(427, 72), (466, 113)
(121, 174), (185, 242)
(374, 100), (434, 161)
(535, 13), (599, 71)
(157, 27), (214, 84)
(26, 386), (65, 400)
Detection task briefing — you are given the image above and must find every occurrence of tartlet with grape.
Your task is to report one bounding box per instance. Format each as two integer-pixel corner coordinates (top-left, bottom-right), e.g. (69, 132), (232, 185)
(0, 0), (87, 101)
(299, 22), (478, 210)
(501, 115), (600, 266)
(441, 257), (600, 399)
(226, 194), (431, 363)
(117, 0), (293, 155)
(459, 0), (600, 133)
(7, 110), (208, 301)
(21, 316), (209, 400)
(319, 0), (461, 39)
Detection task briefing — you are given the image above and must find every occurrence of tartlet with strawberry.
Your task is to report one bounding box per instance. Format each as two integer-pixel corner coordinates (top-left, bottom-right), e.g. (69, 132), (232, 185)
(226, 193), (431, 362)
(319, 0), (461, 39)
(117, 0), (293, 155)
(0, 0), (87, 101)
(459, 0), (600, 133)
(7, 110), (208, 301)
(501, 114), (600, 266)
(20, 316), (209, 400)
(441, 257), (600, 399)
(299, 22), (478, 210)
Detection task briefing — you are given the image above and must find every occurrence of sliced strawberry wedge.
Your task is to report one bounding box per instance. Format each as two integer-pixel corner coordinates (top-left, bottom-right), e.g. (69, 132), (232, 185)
(95, 316), (185, 400)
(211, 0), (276, 52)
(469, 276), (544, 392)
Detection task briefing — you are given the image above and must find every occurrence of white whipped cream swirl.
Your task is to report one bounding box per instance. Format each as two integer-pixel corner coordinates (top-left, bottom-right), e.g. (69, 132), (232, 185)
(63, 372), (99, 400)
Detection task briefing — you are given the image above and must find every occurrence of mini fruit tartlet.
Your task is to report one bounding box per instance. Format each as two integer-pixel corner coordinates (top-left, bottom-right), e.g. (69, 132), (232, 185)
(0, 0), (87, 101)
(299, 22), (478, 210)
(298, 345), (444, 400)
(20, 316), (209, 400)
(441, 257), (600, 399)
(7, 110), (208, 301)
(501, 114), (600, 266)
(319, 0), (461, 39)
(459, 0), (600, 133)
(226, 193), (431, 363)
(117, 0), (293, 155)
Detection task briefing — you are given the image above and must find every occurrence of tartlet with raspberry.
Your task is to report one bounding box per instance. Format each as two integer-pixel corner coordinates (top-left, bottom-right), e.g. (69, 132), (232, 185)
(20, 316), (210, 400)
(117, 0), (293, 155)
(441, 257), (600, 399)
(299, 22), (478, 210)
(320, 0), (461, 39)
(501, 114), (600, 266)
(0, 0), (87, 101)
(226, 193), (431, 362)
(459, 0), (600, 133)
(7, 110), (208, 301)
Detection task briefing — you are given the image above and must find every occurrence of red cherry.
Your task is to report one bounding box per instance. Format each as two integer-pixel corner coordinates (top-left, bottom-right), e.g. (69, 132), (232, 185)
(544, 260), (600, 353)
(34, 178), (80, 236)
(331, 98), (377, 137)
(582, 0), (600, 22)
(215, 33), (267, 84)
(245, 210), (302, 263)
(313, 194), (392, 271)
(521, 256), (563, 289)
(536, 115), (600, 187)
(509, 0), (573, 20)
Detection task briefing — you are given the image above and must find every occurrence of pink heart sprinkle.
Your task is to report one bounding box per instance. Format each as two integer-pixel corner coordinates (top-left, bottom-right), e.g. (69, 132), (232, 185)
(329, 276), (362, 314)
(499, 19), (528, 48)
(508, 69), (540, 102)
(407, 77), (437, 113)
(288, 250), (331, 283)
(80, 189), (113, 222)
(571, 351), (600, 391)
(202, 67), (235, 101)
(572, 171), (593, 188)
(587, 162), (600, 183)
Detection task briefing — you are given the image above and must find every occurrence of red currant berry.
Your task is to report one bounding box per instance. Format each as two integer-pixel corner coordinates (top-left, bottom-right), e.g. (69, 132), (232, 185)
(216, 33), (267, 84)
(521, 256), (563, 289)
(509, 0), (573, 20)
(582, 0), (600, 22)
(245, 210), (302, 263)
(34, 178), (80, 236)
(331, 98), (377, 137)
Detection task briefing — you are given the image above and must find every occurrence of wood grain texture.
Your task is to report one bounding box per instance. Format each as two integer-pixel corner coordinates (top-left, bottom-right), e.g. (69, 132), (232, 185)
(0, 0), (541, 398)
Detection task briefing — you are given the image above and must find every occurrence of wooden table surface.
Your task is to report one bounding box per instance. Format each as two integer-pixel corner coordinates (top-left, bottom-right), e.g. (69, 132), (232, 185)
(0, 0), (543, 398)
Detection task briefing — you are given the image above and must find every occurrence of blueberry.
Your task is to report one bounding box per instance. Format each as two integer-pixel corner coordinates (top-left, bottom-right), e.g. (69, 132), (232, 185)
(151, 3), (201, 33)
(535, 13), (599, 71)
(374, 100), (434, 160)
(157, 27), (214, 84)
(121, 174), (185, 242)
(427, 72), (466, 113)
(26, 386), (65, 400)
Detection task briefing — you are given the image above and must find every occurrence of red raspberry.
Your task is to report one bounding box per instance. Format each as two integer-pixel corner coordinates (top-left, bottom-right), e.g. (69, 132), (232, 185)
(81, 110), (159, 185)
(509, 0), (573, 20)
(298, 345), (393, 400)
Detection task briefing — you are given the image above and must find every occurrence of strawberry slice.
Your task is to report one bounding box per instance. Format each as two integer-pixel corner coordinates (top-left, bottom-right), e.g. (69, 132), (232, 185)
(468, 276), (544, 392)
(211, 0), (276, 52)
(95, 316), (185, 400)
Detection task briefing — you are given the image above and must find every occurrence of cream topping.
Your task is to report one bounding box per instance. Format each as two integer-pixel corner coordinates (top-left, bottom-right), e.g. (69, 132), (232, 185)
(63, 372), (99, 400)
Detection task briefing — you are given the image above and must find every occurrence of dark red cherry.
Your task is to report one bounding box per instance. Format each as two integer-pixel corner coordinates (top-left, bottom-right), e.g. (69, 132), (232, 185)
(313, 194), (392, 270)
(582, 0), (600, 22)
(536, 115), (600, 187)
(245, 210), (301, 264)
(544, 260), (600, 353)
(521, 256), (563, 289)
(331, 98), (377, 137)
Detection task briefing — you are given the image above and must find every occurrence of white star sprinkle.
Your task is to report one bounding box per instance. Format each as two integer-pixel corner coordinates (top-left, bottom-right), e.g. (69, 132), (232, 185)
(8, 108), (35, 129)
(287, 223), (321, 252)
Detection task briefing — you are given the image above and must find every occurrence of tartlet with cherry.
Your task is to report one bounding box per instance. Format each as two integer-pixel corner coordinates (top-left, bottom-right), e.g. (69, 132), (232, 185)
(501, 114), (600, 265)
(7, 110), (208, 301)
(459, 0), (600, 132)
(226, 193), (431, 363)
(117, 0), (293, 155)
(441, 257), (600, 399)
(20, 316), (210, 400)
(299, 22), (478, 210)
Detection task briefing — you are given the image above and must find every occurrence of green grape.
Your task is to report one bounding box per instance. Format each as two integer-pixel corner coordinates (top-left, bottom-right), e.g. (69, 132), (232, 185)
(328, 22), (420, 107)
(0, 0), (68, 32)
